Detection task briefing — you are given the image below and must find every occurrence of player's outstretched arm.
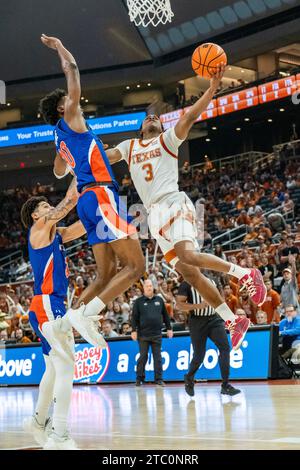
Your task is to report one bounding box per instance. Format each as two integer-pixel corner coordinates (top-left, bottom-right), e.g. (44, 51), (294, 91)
(53, 153), (70, 179)
(105, 148), (123, 165)
(58, 220), (86, 243)
(174, 63), (225, 141)
(41, 34), (82, 120)
(35, 177), (79, 230)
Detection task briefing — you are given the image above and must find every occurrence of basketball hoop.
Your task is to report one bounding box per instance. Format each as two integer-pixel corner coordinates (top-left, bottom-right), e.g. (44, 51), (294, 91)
(127, 0), (174, 27)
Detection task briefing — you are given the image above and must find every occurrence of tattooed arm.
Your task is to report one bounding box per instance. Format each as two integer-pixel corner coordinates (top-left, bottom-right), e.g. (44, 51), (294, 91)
(35, 177), (78, 230)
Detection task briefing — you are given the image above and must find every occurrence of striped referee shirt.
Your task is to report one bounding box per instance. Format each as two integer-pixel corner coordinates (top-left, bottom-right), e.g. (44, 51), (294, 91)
(177, 280), (216, 316)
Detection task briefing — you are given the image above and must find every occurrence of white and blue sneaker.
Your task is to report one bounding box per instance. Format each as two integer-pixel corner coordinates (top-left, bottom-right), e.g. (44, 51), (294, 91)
(65, 305), (107, 349)
(43, 431), (78, 450)
(23, 416), (52, 447)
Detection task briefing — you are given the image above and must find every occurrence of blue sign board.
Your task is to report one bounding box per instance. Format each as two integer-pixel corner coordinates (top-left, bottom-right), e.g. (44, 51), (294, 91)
(0, 112), (146, 149)
(0, 330), (271, 386)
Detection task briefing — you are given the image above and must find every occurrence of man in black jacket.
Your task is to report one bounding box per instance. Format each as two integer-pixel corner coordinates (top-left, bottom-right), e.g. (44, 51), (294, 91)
(131, 279), (173, 386)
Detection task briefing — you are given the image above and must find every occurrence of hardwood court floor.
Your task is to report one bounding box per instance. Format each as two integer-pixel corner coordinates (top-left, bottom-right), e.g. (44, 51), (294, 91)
(1, 380), (300, 450)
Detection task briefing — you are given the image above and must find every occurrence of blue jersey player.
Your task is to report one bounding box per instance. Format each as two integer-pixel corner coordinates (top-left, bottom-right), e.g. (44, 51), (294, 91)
(21, 179), (101, 449)
(39, 34), (144, 331)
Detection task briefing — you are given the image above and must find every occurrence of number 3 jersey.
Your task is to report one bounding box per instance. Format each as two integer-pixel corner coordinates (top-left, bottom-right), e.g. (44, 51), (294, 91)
(116, 127), (184, 211)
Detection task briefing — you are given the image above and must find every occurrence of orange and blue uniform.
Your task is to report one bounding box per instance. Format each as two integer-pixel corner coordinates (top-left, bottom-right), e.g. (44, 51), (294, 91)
(54, 119), (135, 245)
(28, 231), (69, 355)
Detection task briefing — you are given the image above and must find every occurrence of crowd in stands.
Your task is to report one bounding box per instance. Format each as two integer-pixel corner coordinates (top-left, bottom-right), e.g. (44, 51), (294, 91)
(0, 139), (300, 344)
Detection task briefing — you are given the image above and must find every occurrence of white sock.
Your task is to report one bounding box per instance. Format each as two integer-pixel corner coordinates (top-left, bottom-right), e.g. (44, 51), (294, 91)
(83, 296), (105, 317)
(35, 355), (55, 426)
(228, 263), (250, 280)
(216, 302), (235, 322)
(50, 352), (74, 437)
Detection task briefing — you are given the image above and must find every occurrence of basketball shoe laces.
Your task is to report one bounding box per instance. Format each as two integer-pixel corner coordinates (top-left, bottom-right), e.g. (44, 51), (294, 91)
(240, 276), (257, 297)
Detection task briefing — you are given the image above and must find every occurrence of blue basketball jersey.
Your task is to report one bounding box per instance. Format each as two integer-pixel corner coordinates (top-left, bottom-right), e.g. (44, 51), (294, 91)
(54, 118), (117, 192)
(28, 230), (69, 297)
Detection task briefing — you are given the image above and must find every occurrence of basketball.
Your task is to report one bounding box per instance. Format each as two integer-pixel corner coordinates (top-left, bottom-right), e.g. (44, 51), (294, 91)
(191, 43), (227, 78)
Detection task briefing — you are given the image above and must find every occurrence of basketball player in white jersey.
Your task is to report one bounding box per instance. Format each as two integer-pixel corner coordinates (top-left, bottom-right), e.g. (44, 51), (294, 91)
(106, 64), (266, 350)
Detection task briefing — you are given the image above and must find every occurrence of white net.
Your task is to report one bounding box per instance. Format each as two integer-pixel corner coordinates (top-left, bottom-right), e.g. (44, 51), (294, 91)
(127, 0), (174, 27)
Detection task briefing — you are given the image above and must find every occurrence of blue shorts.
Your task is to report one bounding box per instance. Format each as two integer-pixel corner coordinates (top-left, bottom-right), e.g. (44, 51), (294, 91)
(29, 294), (66, 356)
(77, 185), (136, 246)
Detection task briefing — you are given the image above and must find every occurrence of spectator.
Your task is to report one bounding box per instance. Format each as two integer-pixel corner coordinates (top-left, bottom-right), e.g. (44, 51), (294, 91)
(74, 276), (85, 297)
(248, 203), (262, 217)
(281, 194), (294, 215)
(280, 237), (299, 269)
(279, 305), (300, 353)
(19, 314), (34, 335)
(131, 279), (173, 387)
(251, 208), (265, 227)
(267, 212), (286, 234)
(235, 308), (247, 318)
(243, 226), (258, 244)
(214, 244), (227, 261)
(11, 328), (32, 344)
(0, 311), (9, 332)
(256, 310), (268, 325)
(236, 209), (251, 226)
(120, 322), (132, 336)
(0, 329), (8, 342)
(223, 284), (238, 314)
(259, 255), (275, 283)
(295, 222), (300, 243)
(104, 301), (115, 321)
(102, 320), (119, 338)
(158, 280), (174, 317)
(180, 161), (191, 176)
(280, 258), (299, 312)
(237, 290), (257, 323)
(257, 223), (272, 240)
(260, 280), (280, 324)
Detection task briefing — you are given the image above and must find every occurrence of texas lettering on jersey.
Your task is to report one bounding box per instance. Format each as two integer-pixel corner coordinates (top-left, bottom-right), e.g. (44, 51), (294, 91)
(132, 147), (162, 164)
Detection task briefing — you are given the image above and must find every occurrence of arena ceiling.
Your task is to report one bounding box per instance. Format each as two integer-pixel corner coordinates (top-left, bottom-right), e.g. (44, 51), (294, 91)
(1, 0), (300, 98)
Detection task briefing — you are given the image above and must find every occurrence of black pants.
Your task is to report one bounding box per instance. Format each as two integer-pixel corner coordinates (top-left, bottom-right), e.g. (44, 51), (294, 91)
(136, 335), (162, 381)
(186, 314), (230, 382)
(281, 335), (299, 354)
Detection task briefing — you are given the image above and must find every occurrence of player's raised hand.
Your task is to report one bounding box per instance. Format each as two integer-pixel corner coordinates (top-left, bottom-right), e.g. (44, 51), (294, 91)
(209, 62), (226, 93)
(41, 34), (62, 50)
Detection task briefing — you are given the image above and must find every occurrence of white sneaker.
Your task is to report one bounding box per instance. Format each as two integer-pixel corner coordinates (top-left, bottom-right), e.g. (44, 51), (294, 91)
(43, 431), (79, 450)
(66, 305), (107, 348)
(23, 416), (52, 447)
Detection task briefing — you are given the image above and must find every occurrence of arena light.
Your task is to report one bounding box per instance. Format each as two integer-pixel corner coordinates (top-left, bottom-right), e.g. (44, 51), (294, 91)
(205, 138), (211, 142)
(244, 118), (250, 121)
(147, 83), (152, 87)
(212, 126), (217, 130)
(279, 108), (285, 112)
(85, 99), (89, 103)
(268, 118), (273, 122)
(236, 127), (241, 131)
(126, 86), (130, 90)
(7, 102), (11, 106)
(137, 84), (141, 88)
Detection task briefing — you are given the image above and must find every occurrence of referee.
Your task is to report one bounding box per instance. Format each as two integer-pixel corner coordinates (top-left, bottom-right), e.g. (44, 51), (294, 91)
(131, 279), (173, 386)
(176, 279), (240, 397)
